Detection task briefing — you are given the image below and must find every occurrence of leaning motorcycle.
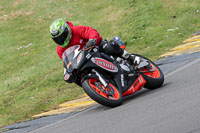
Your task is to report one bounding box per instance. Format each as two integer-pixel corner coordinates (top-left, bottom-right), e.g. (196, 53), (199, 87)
(62, 45), (164, 107)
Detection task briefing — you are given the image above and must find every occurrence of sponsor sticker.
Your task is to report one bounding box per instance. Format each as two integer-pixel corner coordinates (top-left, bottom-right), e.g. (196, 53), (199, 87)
(91, 57), (118, 72)
(64, 74), (70, 80)
(77, 53), (82, 64)
(121, 74), (124, 87)
(86, 53), (91, 59)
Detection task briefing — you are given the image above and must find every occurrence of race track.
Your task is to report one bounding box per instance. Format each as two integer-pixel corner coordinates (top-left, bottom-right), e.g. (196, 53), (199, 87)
(29, 52), (200, 133)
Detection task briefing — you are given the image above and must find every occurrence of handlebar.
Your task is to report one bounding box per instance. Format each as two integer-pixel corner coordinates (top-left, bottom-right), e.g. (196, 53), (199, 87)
(84, 45), (96, 52)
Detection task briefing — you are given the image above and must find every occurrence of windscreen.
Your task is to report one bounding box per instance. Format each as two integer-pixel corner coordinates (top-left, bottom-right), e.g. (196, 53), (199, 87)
(62, 45), (81, 73)
(62, 45), (80, 61)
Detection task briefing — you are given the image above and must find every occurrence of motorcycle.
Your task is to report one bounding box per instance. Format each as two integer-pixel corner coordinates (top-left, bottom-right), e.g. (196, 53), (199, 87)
(62, 45), (164, 107)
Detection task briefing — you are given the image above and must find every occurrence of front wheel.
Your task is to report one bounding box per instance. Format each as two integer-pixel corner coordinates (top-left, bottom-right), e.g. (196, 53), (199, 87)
(132, 54), (164, 90)
(82, 78), (122, 107)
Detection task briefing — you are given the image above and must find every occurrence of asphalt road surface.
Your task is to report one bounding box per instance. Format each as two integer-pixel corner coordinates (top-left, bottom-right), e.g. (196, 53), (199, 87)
(2, 52), (200, 133)
(28, 52), (200, 133)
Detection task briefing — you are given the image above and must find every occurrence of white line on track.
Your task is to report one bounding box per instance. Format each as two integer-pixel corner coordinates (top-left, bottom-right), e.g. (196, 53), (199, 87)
(165, 58), (200, 78)
(30, 58), (200, 133)
(29, 105), (99, 133)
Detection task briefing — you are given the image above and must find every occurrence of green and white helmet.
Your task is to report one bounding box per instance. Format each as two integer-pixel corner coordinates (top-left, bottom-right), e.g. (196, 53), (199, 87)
(50, 18), (72, 48)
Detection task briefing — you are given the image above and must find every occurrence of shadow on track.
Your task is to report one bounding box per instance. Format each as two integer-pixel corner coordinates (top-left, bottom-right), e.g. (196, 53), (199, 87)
(122, 82), (171, 105)
(87, 82), (171, 111)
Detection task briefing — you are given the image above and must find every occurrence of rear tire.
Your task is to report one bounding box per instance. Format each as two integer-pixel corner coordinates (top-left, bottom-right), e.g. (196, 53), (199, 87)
(132, 54), (164, 90)
(82, 78), (122, 107)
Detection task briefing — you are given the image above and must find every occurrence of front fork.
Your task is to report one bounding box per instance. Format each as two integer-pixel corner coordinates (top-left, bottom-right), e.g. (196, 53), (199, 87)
(92, 69), (108, 87)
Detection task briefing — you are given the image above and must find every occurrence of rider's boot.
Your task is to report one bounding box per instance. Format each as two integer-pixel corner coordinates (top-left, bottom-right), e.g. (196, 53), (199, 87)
(121, 50), (141, 66)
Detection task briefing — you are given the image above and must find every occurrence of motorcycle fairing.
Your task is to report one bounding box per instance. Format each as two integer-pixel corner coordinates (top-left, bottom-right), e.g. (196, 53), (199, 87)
(122, 75), (146, 97)
(62, 45), (144, 96)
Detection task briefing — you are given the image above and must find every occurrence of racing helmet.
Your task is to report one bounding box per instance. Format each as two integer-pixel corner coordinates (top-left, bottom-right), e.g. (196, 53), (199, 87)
(50, 18), (72, 48)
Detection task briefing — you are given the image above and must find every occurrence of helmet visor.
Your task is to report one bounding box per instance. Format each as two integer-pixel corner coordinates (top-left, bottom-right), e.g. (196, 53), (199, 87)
(52, 28), (68, 45)
(63, 31), (72, 47)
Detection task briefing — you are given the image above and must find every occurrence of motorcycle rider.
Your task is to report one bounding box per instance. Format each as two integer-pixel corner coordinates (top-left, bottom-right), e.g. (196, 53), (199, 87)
(50, 18), (140, 83)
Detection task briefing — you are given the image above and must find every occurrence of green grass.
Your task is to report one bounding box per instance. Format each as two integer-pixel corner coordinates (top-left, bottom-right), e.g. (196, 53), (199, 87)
(0, 0), (200, 127)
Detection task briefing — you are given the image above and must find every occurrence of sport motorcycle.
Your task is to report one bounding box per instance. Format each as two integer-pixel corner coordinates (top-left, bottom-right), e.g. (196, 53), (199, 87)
(62, 45), (164, 107)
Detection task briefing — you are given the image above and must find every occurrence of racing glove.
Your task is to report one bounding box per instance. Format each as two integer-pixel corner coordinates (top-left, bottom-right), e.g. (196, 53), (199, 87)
(85, 39), (97, 48)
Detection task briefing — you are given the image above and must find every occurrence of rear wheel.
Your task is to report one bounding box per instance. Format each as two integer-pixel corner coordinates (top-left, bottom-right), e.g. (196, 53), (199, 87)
(82, 78), (122, 107)
(132, 54), (164, 89)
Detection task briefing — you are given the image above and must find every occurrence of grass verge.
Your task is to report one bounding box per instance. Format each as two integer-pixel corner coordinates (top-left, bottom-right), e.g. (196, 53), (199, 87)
(0, 0), (200, 127)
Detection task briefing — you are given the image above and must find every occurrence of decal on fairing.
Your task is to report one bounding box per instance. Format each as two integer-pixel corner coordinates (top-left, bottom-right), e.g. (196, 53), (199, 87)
(86, 53), (91, 59)
(139, 76), (144, 83)
(77, 53), (82, 64)
(64, 74), (70, 80)
(67, 61), (71, 69)
(73, 47), (81, 59)
(121, 74), (124, 87)
(122, 75), (146, 97)
(91, 57), (118, 72)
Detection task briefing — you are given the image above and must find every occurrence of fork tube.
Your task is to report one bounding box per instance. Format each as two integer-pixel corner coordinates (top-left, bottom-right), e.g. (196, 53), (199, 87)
(92, 69), (108, 87)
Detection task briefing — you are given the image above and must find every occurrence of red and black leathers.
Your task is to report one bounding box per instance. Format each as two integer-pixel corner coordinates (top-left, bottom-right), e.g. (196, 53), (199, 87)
(57, 21), (103, 59)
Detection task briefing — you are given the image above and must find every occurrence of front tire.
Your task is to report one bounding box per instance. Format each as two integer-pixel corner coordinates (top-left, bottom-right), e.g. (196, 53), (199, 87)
(82, 78), (122, 107)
